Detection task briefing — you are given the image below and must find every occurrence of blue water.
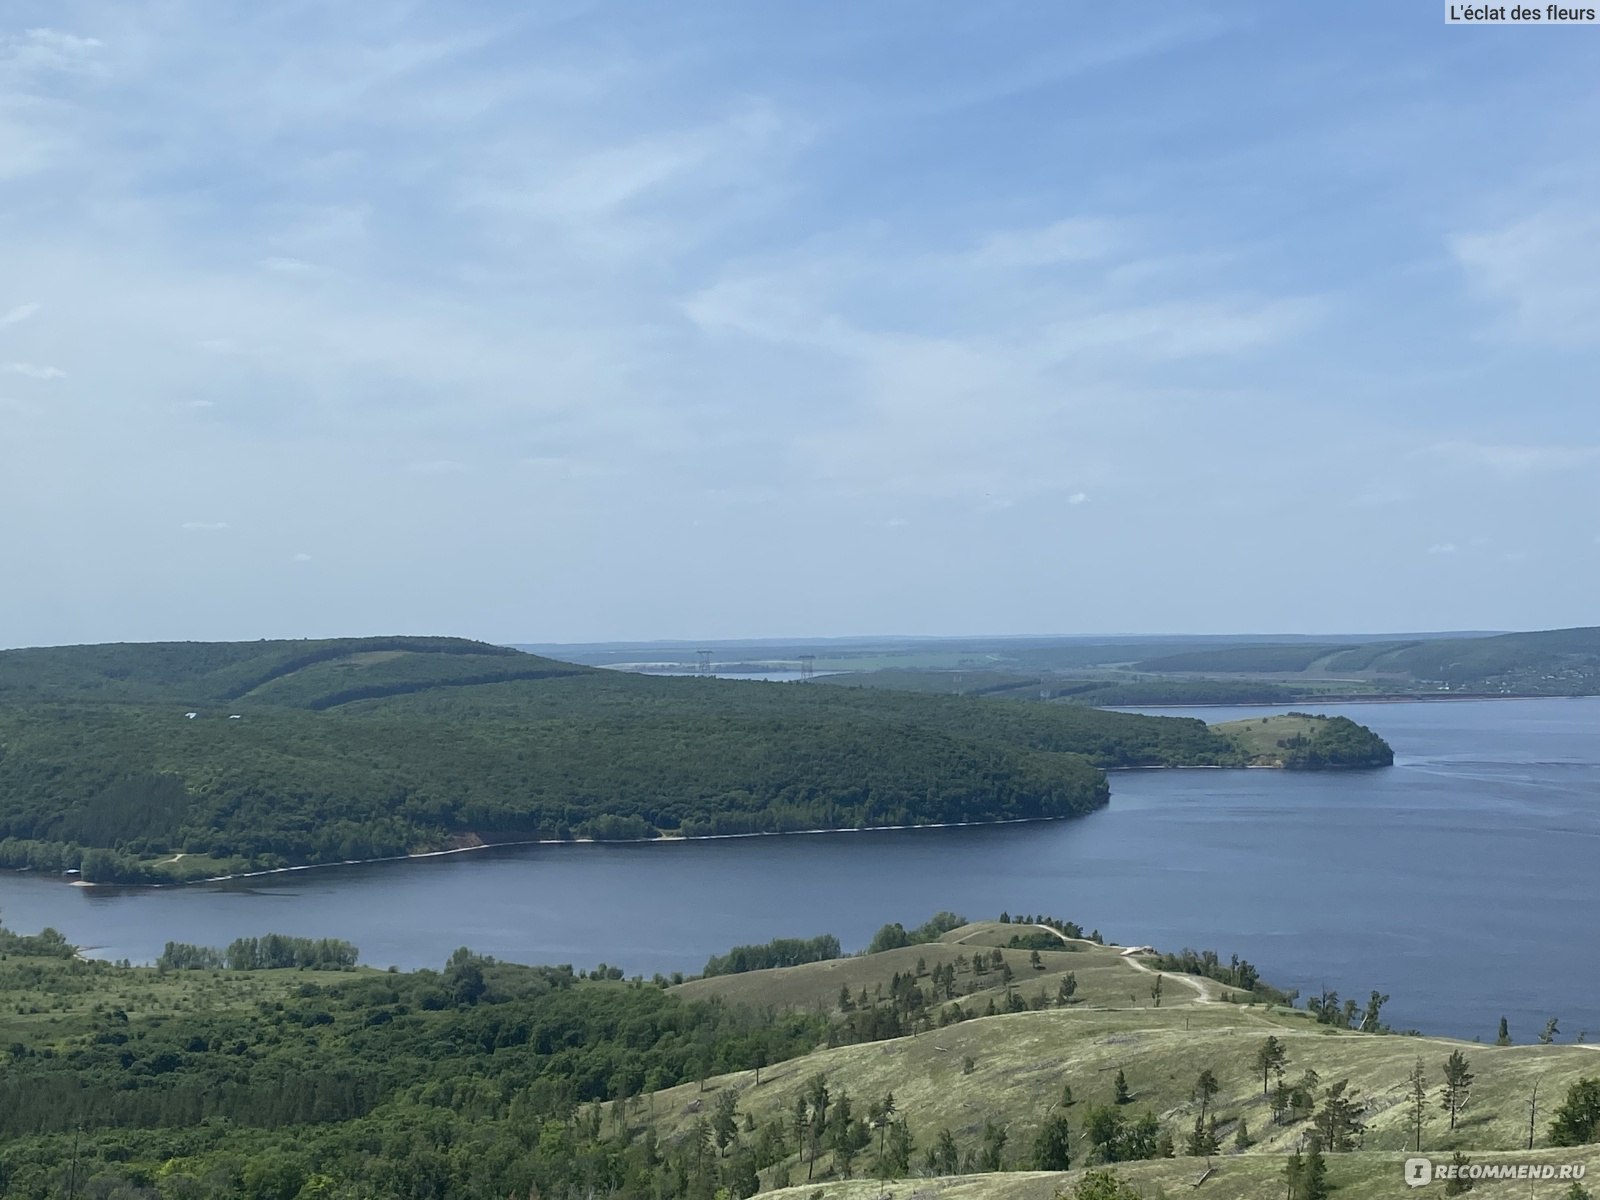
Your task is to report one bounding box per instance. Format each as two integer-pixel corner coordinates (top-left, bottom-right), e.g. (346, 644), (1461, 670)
(0, 696), (1592, 1040)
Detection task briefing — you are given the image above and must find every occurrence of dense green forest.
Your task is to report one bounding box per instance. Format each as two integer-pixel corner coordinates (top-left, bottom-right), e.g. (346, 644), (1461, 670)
(0, 638), (1390, 884)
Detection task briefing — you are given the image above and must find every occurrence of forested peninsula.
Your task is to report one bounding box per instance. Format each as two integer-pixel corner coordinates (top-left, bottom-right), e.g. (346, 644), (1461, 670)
(0, 638), (1391, 884)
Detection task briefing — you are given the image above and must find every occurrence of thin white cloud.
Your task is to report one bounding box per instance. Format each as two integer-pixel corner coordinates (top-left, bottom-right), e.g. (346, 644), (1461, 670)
(2, 362), (65, 380)
(291, 552), (313, 563)
(1067, 492), (1089, 505)
(1415, 441), (1600, 479)
(181, 521), (229, 532)
(406, 459), (466, 474)
(0, 302), (40, 327)
(1452, 209), (1600, 346)
(969, 220), (1125, 270)
(0, 28), (105, 77)
(1427, 543), (1458, 555)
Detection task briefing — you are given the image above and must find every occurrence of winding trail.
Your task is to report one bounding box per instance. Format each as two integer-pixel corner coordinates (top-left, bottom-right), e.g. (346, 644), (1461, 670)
(1029, 923), (1220, 1005)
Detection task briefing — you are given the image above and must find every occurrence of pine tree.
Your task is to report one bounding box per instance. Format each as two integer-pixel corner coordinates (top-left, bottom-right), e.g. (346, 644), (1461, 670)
(1443, 1150), (1474, 1195)
(1313, 1079), (1366, 1151)
(1031, 1114), (1073, 1170)
(1542, 1018), (1561, 1045)
(1495, 1016), (1511, 1046)
(1114, 1068), (1131, 1105)
(1184, 1112), (1219, 1157)
(925, 1128), (960, 1176)
(884, 1119), (913, 1178)
(1440, 1051), (1474, 1131)
(1194, 1069), (1220, 1119)
(1302, 1135), (1330, 1200)
(979, 1117), (1008, 1171)
(1233, 1118), (1252, 1151)
(1255, 1035), (1288, 1097)
(1407, 1057), (1428, 1152)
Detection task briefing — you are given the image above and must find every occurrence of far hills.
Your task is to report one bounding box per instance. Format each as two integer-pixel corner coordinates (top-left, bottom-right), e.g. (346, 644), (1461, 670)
(0, 637), (1389, 885)
(538, 625), (1600, 706)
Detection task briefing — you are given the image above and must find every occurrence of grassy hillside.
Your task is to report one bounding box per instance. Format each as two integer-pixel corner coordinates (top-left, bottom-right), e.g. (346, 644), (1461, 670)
(0, 636), (1353, 885)
(648, 923), (1597, 1199)
(1214, 714), (1395, 768)
(5, 914), (1594, 1200)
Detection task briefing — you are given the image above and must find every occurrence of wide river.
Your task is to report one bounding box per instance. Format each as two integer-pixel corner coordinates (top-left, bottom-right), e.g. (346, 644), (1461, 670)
(0, 696), (1594, 1040)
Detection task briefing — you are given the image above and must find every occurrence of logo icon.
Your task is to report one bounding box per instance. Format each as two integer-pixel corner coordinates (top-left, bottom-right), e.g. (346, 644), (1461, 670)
(1404, 1157), (1434, 1188)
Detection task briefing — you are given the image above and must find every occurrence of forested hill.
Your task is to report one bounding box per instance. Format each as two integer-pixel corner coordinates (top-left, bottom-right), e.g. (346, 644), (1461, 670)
(0, 637), (1383, 885)
(1133, 624), (1600, 694)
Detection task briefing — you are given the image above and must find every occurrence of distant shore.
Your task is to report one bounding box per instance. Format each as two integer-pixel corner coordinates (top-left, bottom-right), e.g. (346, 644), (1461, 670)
(1105, 692), (1571, 710)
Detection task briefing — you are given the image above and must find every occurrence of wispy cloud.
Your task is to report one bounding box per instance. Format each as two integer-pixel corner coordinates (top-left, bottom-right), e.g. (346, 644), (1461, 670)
(1452, 209), (1600, 347)
(1427, 543), (1458, 555)
(181, 521), (229, 532)
(2, 362), (65, 379)
(0, 302), (40, 327)
(1415, 441), (1600, 479)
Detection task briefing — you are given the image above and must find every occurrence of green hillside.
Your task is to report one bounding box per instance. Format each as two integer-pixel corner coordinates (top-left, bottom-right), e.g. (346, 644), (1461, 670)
(0, 637), (1390, 885)
(4, 915), (1592, 1200)
(1131, 626), (1600, 694)
(1214, 714), (1395, 768)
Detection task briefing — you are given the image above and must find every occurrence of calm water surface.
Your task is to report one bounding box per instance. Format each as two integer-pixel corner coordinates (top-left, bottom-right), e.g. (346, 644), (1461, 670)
(0, 697), (1594, 1040)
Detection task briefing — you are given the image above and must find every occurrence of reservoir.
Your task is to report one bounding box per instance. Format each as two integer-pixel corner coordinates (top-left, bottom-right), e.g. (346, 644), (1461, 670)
(0, 696), (1593, 1040)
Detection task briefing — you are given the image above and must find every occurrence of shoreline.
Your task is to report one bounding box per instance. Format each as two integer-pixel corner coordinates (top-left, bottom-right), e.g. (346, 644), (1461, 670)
(48, 755), (1387, 892)
(1104, 692), (1575, 710)
(63, 812), (1091, 891)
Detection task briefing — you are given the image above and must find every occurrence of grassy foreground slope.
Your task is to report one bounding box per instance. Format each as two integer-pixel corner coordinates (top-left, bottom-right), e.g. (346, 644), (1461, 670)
(0, 637), (1392, 885)
(652, 922), (1598, 1200)
(3, 915), (1595, 1200)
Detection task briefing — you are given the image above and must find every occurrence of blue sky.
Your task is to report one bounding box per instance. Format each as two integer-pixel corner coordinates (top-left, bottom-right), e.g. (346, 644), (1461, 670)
(2, 2), (1597, 645)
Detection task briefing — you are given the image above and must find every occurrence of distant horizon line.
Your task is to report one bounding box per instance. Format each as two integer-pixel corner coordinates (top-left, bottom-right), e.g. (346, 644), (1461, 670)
(5, 627), (1566, 654)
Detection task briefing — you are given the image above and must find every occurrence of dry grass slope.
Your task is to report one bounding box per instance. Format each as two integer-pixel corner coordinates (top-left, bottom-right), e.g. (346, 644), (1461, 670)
(640, 924), (1600, 1200)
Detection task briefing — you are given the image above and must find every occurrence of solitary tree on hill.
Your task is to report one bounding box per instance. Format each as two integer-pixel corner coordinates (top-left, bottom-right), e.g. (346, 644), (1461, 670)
(1496, 1016), (1511, 1046)
(1114, 1068), (1131, 1105)
(1255, 1035), (1289, 1097)
(1193, 1069), (1220, 1119)
(1441, 1050), (1474, 1131)
(1407, 1057), (1429, 1151)
(1542, 1018), (1561, 1044)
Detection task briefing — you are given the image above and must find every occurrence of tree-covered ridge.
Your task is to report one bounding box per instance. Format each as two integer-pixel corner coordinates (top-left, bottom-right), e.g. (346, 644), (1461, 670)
(1130, 625), (1600, 695)
(0, 638), (1389, 884)
(0, 636), (545, 706)
(0, 701), (1110, 881)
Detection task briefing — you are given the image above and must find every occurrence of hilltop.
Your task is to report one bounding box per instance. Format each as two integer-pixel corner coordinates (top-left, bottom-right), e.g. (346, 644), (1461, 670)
(0, 637), (1385, 885)
(3, 914), (1593, 1199)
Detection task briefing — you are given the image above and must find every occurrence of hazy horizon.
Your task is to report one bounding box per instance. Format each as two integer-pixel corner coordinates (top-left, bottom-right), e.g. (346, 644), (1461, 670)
(5, 3), (1597, 645)
(2, 625), (1536, 654)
